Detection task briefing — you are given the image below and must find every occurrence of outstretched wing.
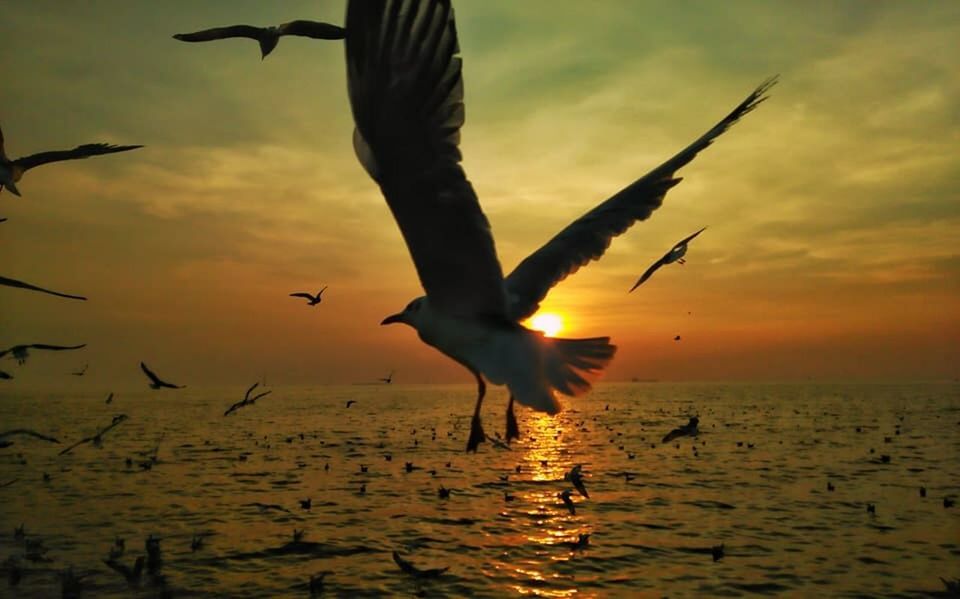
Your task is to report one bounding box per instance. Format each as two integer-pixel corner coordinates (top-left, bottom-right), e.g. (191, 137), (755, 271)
(346, 0), (508, 319)
(278, 20), (346, 40)
(244, 382), (258, 401)
(629, 255), (668, 292)
(504, 77), (777, 320)
(14, 144), (142, 172)
(0, 429), (60, 443)
(673, 226), (708, 249)
(0, 275), (87, 300)
(290, 292), (314, 299)
(140, 362), (162, 385)
(28, 343), (86, 352)
(173, 25), (262, 43)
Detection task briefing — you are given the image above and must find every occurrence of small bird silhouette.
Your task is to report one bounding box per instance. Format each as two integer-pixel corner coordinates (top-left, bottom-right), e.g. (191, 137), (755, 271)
(559, 490), (576, 515)
(140, 362), (184, 389)
(392, 551), (448, 578)
(1, 343), (86, 366)
(630, 227), (708, 291)
(290, 286), (327, 306)
(173, 21), (345, 59)
(565, 465), (589, 499)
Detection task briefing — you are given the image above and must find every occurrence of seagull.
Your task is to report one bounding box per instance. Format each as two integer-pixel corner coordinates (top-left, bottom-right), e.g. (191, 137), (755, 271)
(629, 227), (708, 292)
(565, 465), (589, 499)
(0, 123), (141, 197)
(345, 400), (357, 408)
(105, 392), (114, 404)
(71, 364), (88, 377)
(58, 414), (128, 455)
(0, 275), (87, 301)
(224, 382), (271, 416)
(379, 371), (394, 384)
(347, 1), (776, 452)
(0, 343), (86, 366)
(140, 362), (184, 390)
(392, 551), (448, 578)
(173, 20), (346, 59)
(662, 416), (699, 443)
(102, 556), (144, 586)
(0, 429), (60, 448)
(290, 286), (327, 306)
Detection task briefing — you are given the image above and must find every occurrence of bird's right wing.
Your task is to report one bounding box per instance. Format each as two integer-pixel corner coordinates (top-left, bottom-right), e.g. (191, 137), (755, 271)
(140, 362), (161, 384)
(289, 293), (314, 299)
(628, 256), (667, 293)
(0, 275), (87, 301)
(29, 343), (86, 352)
(173, 25), (262, 43)
(346, 0), (508, 320)
(504, 77), (777, 320)
(279, 20), (346, 40)
(244, 382), (258, 401)
(0, 429), (60, 443)
(14, 144), (142, 172)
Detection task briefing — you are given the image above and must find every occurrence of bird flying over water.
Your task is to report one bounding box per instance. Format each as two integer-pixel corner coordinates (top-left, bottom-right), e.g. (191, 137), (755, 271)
(139, 362), (184, 390)
(58, 414), (128, 455)
(173, 20), (345, 59)
(629, 227), (707, 292)
(662, 417), (699, 443)
(392, 551), (448, 578)
(347, 1), (775, 452)
(290, 286), (327, 306)
(0, 123), (141, 197)
(378, 371), (394, 384)
(565, 465), (589, 499)
(0, 429), (60, 448)
(0, 343), (86, 366)
(0, 275), (87, 301)
(224, 382), (271, 416)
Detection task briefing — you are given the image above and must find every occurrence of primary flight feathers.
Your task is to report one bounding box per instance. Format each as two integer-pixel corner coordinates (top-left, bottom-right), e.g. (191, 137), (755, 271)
(0, 275), (87, 301)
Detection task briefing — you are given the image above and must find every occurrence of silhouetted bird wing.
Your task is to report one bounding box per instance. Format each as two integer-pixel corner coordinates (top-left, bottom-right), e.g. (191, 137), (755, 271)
(248, 390), (271, 403)
(317, 286), (328, 296)
(0, 429), (60, 443)
(173, 25), (264, 43)
(59, 414), (127, 455)
(629, 256), (668, 292)
(504, 78), (776, 319)
(27, 343), (86, 352)
(0, 369), (11, 380)
(346, 0), (508, 320)
(223, 401), (243, 417)
(290, 292), (315, 300)
(277, 20), (346, 39)
(392, 551), (448, 578)
(13, 144), (142, 172)
(244, 382), (259, 401)
(0, 275), (86, 300)
(140, 361), (182, 388)
(673, 226), (708, 250)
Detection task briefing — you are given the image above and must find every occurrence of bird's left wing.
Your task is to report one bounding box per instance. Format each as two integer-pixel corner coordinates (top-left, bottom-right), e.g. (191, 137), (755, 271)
(279, 20), (346, 40)
(346, 0), (508, 319)
(0, 275), (87, 301)
(28, 343), (86, 352)
(14, 144), (142, 172)
(173, 25), (262, 43)
(504, 77), (776, 320)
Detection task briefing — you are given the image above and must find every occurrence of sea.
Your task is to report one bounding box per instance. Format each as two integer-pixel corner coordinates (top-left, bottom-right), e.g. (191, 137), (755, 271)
(1, 382), (958, 597)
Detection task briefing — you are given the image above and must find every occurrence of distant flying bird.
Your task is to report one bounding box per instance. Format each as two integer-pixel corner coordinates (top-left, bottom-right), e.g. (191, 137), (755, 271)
(58, 414), (128, 455)
(662, 417), (700, 443)
(105, 392), (114, 404)
(345, 400), (357, 408)
(565, 465), (589, 499)
(290, 286), (327, 306)
(0, 123), (141, 197)
(629, 227), (708, 292)
(139, 362), (184, 389)
(102, 556), (143, 586)
(673, 335), (681, 342)
(224, 382), (271, 415)
(348, 1), (776, 452)
(0, 343), (86, 365)
(71, 364), (88, 377)
(0, 275), (87, 301)
(392, 551), (448, 578)
(173, 20), (345, 59)
(559, 490), (576, 515)
(378, 371), (394, 384)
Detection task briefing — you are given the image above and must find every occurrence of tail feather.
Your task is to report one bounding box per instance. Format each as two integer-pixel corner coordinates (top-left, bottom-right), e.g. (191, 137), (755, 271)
(546, 337), (617, 397)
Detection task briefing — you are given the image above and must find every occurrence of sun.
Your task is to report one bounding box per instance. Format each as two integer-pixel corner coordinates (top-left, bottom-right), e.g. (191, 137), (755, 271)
(528, 313), (564, 337)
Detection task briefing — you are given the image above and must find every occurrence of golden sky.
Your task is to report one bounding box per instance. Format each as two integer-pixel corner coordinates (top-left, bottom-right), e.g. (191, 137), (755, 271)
(2, 1), (958, 387)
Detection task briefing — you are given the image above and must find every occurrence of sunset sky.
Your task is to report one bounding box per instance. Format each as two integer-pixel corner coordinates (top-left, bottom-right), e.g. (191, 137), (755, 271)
(2, 1), (958, 388)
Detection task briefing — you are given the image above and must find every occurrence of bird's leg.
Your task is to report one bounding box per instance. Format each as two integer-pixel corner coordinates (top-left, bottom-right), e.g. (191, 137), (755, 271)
(505, 395), (520, 443)
(466, 371), (486, 453)
(678, 258), (686, 265)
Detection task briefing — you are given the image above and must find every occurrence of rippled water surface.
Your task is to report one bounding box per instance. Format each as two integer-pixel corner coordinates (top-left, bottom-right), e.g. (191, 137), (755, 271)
(1, 382), (958, 597)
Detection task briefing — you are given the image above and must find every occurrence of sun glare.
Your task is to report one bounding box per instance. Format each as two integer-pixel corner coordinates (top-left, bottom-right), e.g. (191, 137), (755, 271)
(529, 313), (564, 337)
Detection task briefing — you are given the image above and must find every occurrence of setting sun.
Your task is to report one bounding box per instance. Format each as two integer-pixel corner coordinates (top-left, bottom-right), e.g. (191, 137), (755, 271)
(528, 313), (564, 337)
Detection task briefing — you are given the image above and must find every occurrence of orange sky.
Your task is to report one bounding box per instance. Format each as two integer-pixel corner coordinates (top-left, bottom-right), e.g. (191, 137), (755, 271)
(2, 1), (958, 388)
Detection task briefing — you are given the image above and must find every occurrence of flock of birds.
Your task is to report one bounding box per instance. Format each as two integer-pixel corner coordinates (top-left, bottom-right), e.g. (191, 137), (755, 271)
(9, 0), (953, 596)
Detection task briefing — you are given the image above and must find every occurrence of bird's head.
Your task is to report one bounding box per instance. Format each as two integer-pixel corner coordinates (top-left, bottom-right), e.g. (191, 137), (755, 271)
(381, 296), (426, 329)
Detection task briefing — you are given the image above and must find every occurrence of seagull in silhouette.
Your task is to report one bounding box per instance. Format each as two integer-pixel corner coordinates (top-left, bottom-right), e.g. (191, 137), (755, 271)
(173, 20), (345, 59)
(0, 275), (86, 301)
(140, 362), (184, 389)
(290, 286), (327, 306)
(662, 416), (699, 443)
(58, 414), (128, 455)
(565, 465), (589, 499)
(0, 123), (141, 197)
(0, 429), (60, 448)
(345, 400), (357, 408)
(70, 364), (88, 377)
(629, 227), (708, 292)
(349, 1), (776, 452)
(378, 371), (394, 384)
(224, 382), (271, 416)
(102, 556), (143, 586)
(0, 343), (86, 366)
(392, 550), (448, 578)
(105, 392), (114, 404)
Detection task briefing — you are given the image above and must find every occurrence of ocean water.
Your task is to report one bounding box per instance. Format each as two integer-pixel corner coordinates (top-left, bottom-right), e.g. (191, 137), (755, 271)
(0, 382), (958, 597)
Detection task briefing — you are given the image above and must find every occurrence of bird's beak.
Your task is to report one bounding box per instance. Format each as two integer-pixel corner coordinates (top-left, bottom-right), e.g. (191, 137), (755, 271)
(380, 313), (404, 326)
